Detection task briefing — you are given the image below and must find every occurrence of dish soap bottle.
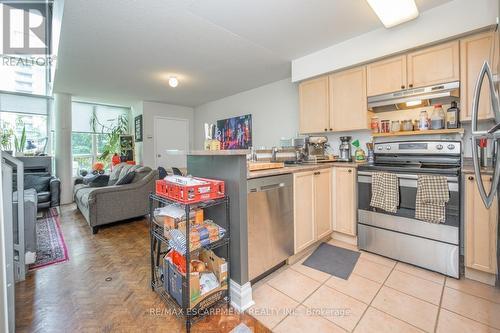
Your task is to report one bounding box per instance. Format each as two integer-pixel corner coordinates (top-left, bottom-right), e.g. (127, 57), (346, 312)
(446, 101), (459, 129)
(430, 104), (445, 130)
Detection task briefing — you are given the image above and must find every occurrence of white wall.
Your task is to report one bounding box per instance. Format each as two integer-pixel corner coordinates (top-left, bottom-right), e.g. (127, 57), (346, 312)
(194, 78), (300, 149)
(139, 101), (194, 167)
(292, 0), (498, 82)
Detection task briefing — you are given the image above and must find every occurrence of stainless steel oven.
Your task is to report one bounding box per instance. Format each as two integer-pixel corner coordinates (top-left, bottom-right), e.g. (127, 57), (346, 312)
(357, 140), (461, 278)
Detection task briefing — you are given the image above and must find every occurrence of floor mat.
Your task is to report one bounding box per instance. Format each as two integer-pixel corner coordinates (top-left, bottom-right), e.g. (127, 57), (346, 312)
(302, 243), (360, 280)
(29, 208), (69, 270)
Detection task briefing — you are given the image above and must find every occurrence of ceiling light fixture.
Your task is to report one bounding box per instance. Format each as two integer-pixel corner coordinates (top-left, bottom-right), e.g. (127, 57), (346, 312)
(366, 0), (419, 28)
(406, 100), (422, 107)
(168, 76), (179, 88)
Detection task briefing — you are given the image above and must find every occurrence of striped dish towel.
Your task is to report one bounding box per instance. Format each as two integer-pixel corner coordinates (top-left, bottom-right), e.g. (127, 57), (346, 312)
(415, 175), (449, 224)
(370, 172), (399, 213)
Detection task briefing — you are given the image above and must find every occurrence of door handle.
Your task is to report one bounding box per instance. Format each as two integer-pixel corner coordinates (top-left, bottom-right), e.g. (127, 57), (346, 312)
(470, 61), (500, 208)
(157, 154), (161, 158)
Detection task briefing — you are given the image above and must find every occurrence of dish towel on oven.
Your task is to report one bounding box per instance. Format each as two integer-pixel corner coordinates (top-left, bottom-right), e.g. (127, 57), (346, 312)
(415, 175), (449, 223)
(370, 172), (399, 213)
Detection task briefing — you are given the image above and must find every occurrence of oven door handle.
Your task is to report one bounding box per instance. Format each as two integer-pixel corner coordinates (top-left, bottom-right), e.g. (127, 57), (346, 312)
(357, 172), (459, 191)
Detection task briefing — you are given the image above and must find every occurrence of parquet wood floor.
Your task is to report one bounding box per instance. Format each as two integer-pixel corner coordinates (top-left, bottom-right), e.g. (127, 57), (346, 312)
(15, 204), (270, 333)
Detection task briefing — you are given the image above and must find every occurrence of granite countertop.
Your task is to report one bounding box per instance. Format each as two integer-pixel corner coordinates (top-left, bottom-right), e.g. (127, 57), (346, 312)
(247, 161), (364, 179)
(462, 157), (494, 175)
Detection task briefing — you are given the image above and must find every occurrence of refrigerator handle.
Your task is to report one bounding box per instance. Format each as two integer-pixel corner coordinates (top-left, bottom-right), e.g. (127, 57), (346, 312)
(471, 61), (500, 208)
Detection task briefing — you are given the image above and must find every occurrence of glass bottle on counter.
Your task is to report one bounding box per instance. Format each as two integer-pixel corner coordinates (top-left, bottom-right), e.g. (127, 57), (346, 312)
(430, 104), (445, 130)
(419, 111), (429, 130)
(446, 101), (459, 129)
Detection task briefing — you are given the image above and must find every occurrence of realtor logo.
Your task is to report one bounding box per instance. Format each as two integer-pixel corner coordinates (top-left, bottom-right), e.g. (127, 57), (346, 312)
(2, 1), (50, 55)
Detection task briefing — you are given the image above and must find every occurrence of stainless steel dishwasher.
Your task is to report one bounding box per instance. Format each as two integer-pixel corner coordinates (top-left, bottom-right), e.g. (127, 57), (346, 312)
(247, 174), (293, 281)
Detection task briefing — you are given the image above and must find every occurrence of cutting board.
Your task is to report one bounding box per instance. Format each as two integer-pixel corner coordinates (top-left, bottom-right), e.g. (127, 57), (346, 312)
(248, 162), (285, 171)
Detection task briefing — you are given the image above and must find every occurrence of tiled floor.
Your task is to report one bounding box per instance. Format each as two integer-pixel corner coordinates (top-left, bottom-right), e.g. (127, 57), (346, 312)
(247, 239), (500, 333)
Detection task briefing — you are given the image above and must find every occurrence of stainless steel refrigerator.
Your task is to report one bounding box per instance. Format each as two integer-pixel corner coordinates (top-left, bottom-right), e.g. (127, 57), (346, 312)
(470, 9), (500, 287)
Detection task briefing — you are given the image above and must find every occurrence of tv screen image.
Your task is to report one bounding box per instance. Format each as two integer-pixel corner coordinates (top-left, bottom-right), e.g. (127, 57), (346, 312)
(216, 114), (252, 150)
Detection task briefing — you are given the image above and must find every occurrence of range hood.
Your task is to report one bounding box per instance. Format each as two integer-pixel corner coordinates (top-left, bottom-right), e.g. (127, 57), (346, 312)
(368, 81), (460, 112)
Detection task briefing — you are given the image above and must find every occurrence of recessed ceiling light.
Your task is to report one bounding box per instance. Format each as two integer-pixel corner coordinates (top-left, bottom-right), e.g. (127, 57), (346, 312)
(168, 76), (179, 88)
(367, 0), (419, 28)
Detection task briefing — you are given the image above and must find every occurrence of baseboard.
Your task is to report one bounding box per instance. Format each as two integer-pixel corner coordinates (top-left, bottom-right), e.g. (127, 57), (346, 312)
(230, 280), (254, 312)
(465, 267), (497, 286)
(331, 232), (358, 246)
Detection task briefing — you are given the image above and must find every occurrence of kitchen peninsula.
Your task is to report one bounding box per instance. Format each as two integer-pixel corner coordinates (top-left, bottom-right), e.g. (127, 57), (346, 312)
(187, 149), (361, 310)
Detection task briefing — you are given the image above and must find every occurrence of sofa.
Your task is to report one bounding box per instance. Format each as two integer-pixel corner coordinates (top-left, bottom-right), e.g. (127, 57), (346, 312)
(24, 174), (60, 210)
(73, 163), (158, 234)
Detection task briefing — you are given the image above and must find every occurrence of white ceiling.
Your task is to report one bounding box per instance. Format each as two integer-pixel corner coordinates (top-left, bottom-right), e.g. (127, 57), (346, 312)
(54, 0), (452, 107)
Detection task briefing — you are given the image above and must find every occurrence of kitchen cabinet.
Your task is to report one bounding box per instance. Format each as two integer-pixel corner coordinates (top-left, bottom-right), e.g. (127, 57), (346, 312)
(314, 168), (333, 239)
(366, 55), (407, 96)
(293, 171), (316, 252)
(464, 174), (498, 276)
(460, 31), (498, 121)
(293, 168), (333, 253)
(332, 167), (356, 236)
(299, 76), (330, 133)
(407, 41), (460, 88)
(329, 66), (369, 132)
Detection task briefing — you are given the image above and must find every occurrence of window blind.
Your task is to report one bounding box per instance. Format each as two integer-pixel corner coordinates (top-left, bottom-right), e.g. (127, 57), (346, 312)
(71, 102), (130, 133)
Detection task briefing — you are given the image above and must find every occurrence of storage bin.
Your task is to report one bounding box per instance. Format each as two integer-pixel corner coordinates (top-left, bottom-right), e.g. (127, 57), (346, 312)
(162, 256), (170, 293)
(156, 176), (225, 204)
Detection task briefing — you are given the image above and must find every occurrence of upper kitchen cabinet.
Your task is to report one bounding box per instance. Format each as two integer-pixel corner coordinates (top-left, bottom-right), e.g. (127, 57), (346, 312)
(366, 55), (407, 96)
(407, 41), (460, 88)
(329, 66), (369, 132)
(299, 76), (330, 133)
(460, 31), (498, 121)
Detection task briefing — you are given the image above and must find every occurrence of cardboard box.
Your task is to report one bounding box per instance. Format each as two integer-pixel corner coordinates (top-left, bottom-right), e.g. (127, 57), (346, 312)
(199, 249), (228, 285)
(167, 260), (200, 307)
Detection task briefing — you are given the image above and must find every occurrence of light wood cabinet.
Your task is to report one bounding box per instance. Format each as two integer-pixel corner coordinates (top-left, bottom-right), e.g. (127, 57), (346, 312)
(407, 41), (460, 88)
(332, 167), (357, 236)
(299, 76), (330, 133)
(464, 174), (498, 274)
(293, 171), (316, 253)
(366, 55), (407, 96)
(314, 168), (333, 239)
(460, 31), (498, 121)
(329, 66), (369, 132)
(293, 168), (333, 253)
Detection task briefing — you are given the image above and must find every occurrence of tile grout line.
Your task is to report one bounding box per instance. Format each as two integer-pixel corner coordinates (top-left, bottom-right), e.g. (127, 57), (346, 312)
(439, 300), (500, 331)
(351, 258), (397, 332)
(433, 276), (447, 333)
(444, 283), (500, 305)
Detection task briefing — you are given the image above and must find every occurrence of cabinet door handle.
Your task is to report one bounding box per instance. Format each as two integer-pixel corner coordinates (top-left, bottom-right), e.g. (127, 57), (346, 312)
(324, 128), (328, 131)
(329, 128), (333, 131)
(409, 83), (413, 88)
(314, 171), (320, 175)
(348, 169), (352, 173)
(468, 176), (474, 181)
(401, 85), (405, 89)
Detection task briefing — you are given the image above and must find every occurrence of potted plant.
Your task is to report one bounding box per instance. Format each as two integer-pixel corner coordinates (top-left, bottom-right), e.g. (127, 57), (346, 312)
(14, 126), (26, 157)
(90, 111), (129, 165)
(0, 127), (14, 154)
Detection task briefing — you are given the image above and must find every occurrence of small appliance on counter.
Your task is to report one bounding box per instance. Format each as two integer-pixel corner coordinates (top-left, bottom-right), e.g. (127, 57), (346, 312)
(304, 136), (330, 162)
(338, 136), (352, 162)
(203, 123), (221, 151)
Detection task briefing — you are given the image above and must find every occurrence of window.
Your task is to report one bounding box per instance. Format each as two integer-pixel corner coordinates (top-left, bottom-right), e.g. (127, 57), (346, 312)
(71, 102), (130, 176)
(0, 92), (50, 153)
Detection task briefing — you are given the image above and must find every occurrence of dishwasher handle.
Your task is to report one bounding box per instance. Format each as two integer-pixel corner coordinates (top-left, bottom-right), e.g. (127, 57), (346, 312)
(249, 182), (286, 192)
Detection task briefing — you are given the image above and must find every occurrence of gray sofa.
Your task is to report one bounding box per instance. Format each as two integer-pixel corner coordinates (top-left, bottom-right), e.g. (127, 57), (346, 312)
(73, 163), (158, 234)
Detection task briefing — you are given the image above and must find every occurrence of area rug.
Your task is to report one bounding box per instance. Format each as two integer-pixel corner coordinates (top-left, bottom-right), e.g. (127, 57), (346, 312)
(302, 243), (360, 280)
(29, 208), (69, 270)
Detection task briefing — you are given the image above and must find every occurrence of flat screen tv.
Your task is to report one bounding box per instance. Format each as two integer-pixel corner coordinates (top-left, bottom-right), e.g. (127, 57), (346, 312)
(216, 114), (252, 150)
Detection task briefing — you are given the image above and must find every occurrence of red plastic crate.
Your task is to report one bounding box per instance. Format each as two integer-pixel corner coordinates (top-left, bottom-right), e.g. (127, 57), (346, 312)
(156, 177), (225, 204)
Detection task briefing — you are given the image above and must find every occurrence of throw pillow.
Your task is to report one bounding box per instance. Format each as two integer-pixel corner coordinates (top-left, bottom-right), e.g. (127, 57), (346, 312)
(89, 175), (110, 188)
(115, 171), (136, 185)
(24, 174), (51, 192)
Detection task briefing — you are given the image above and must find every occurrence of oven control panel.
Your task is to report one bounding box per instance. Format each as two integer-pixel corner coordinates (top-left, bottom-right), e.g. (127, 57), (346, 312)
(374, 141), (461, 155)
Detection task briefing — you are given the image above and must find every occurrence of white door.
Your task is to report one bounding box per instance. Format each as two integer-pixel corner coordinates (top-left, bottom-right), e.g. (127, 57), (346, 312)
(154, 117), (189, 170)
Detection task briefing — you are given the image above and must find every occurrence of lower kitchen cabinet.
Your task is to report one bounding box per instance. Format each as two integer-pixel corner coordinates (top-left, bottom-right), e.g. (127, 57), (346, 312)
(293, 168), (333, 253)
(332, 167), (357, 237)
(464, 174), (498, 282)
